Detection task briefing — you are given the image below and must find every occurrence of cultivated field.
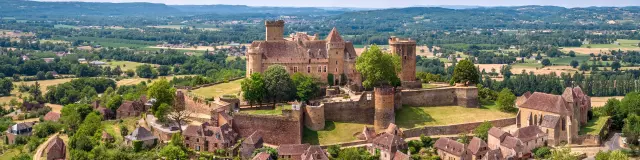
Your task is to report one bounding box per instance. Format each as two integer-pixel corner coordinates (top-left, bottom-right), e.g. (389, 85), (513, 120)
(107, 60), (148, 71)
(302, 121), (370, 145)
(591, 96), (623, 107)
(562, 39), (640, 55)
(395, 105), (515, 129)
(191, 79), (244, 99)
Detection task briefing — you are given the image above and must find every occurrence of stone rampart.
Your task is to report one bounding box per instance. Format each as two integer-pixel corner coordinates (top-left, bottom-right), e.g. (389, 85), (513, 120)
(322, 91), (375, 124)
(402, 117), (516, 138)
(400, 87), (479, 108)
(374, 87), (396, 131)
(232, 110), (303, 145)
(304, 104), (326, 131)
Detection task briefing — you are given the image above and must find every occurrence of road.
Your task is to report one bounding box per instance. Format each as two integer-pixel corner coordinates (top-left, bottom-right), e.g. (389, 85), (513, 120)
(33, 133), (59, 160)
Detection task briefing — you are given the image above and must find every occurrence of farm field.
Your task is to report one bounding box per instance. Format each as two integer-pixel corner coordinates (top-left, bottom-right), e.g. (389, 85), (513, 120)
(116, 75), (198, 86)
(191, 78), (244, 99)
(107, 60), (148, 71)
(302, 121), (370, 145)
(591, 96), (624, 107)
(562, 39), (640, 55)
(395, 105), (515, 129)
(55, 36), (158, 48)
(13, 78), (75, 93)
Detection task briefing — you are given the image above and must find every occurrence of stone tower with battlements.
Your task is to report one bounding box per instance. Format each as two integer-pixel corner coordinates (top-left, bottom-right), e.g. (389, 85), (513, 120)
(374, 87), (396, 131)
(265, 20), (284, 41)
(246, 42), (264, 77)
(388, 37), (419, 88)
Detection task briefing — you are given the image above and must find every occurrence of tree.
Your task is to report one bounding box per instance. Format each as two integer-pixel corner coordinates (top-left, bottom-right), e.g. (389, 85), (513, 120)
(167, 108), (191, 133)
(106, 95), (123, 111)
(33, 121), (62, 138)
(0, 78), (13, 96)
(596, 150), (629, 160)
(157, 65), (171, 76)
(579, 61), (590, 71)
(136, 64), (158, 78)
(533, 147), (552, 159)
(45, 71), (55, 79)
(550, 148), (581, 160)
(36, 71), (46, 80)
(112, 66), (123, 76)
(327, 145), (341, 158)
(159, 144), (187, 159)
(119, 125), (128, 138)
(568, 51), (576, 57)
(154, 103), (171, 123)
(170, 132), (185, 149)
(611, 61), (622, 71)
(147, 78), (176, 112)
(291, 73), (320, 102)
(451, 60), (480, 85)
(473, 121), (492, 141)
(263, 65), (294, 105)
(570, 60), (579, 68)
(355, 45), (401, 88)
(125, 69), (135, 77)
(623, 114), (640, 146)
(496, 88), (516, 112)
(241, 73), (266, 107)
(541, 59), (552, 66)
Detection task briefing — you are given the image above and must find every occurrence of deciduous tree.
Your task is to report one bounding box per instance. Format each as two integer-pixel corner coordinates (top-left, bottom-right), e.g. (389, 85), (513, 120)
(355, 45), (401, 89)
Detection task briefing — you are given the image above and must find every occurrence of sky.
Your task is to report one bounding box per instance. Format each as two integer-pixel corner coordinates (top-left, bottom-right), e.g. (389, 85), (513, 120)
(36, 0), (640, 8)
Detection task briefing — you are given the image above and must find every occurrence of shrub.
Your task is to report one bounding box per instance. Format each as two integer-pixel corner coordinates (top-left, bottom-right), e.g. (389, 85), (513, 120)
(533, 146), (551, 159)
(132, 140), (143, 152)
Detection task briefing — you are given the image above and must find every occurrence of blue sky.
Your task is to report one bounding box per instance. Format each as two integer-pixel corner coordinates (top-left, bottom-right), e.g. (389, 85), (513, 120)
(37, 0), (640, 8)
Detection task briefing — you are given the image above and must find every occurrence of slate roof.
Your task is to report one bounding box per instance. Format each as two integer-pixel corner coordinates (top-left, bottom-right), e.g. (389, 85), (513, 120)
(277, 144), (310, 156)
(371, 132), (406, 151)
(125, 126), (156, 141)
(467, 137), (488, 155)
(500, 136), (523, 149)
(10, 122), (34, 132)
(253, 152), (272, 160)
(434, 137), (466, 156)
(300, 145), (329, 160)
(512, 126), (546, 142)
(518, 92), (569, 115)
(393, 151), (411, 160)
(488, 127), (509, 139)
(540, 115), (560, 128)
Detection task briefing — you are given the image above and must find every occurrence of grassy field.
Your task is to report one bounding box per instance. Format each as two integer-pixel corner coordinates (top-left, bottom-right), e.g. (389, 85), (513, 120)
(191, 79), (243, 99)
(581, 39), (640, 48)
(55, 36), (158, 48)
(302, 121), (369, 145)
(102, 117), (139, 144)
(551, 55), (590, 65)
(14, 78), (75, 93)
(579, 116), (610, 135)
(422, 83), (437, 89)
(240, 105), (288, 115)
(53, 24), (79, 29)
(107, 60), (147, 71)
(395, 106), (515, 129)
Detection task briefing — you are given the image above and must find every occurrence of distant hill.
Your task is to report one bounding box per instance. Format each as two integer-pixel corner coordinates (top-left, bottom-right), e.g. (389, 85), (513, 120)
(0, 0), (181, 17)
(170, 5), (349, 15)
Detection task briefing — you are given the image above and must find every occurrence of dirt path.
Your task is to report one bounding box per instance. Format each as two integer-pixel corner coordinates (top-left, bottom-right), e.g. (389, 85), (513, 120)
(34, 133), (59, 160)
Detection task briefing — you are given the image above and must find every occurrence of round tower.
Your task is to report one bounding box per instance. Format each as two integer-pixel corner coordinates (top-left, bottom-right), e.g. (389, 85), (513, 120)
(246, 44), (263, 77)
(304, 104), (325, 131)
(388, 37), (417, 82)
(374, 87), (395, 132)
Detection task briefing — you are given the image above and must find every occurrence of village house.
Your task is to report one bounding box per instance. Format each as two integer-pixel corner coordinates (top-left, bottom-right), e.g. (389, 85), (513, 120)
(241, 131), (264, 160)
(300, 145), (329, 160)
(145, 114), (187, 143)
(515, 87), (591, 145)
(511, 126), (547, 153)
(44, 135), (66, 160)
(5, 122), (35, 145)
(125, 126), (158, 148)
(434, 137), (471, 160)
(183, 123), (237, 152)
(277, 144), (310, 160)
(468, 137), (489, 160)
(487, 126), (547, 159)
(43, 111), (61, 122)
(116, 100), (146, 119)
(253, 152), (273, 160)
(368, 132), (408, 160)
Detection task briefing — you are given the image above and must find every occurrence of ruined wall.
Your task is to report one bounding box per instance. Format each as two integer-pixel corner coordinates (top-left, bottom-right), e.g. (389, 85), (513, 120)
(304, 104), (325, 131)
(403, 118), (516, 138)
(374, 87), (395, 131)
(323, 92), (375, 124)
(400, 87), (479, 108)
(183, 93), (218, 114)
(232, 111), (303, 145)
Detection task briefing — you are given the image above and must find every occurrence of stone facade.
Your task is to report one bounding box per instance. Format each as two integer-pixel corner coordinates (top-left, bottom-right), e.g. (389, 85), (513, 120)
(374, 87), (396, 131)
(247, 20), (361, 87)
(303, 104), (325, 131)
(400, 87), (479, 108)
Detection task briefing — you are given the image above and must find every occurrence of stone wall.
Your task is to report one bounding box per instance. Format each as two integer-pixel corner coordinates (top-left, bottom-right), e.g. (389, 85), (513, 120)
(400, 87), (479, 108)
(232, 111), (303, 145)
(184, 93), (219, 114)
(323, 92), (375, 124)
(374, 87), (396, 131)
(304, 104), (325, 131)
(403, 118), (516, 138)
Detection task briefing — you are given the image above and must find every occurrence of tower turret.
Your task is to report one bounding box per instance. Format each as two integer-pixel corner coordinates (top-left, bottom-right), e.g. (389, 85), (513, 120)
(389, 37), (417, 83)
(326, 27), (346, 85)
(374, 87), (395, 131)
(265, 20), (285, 41)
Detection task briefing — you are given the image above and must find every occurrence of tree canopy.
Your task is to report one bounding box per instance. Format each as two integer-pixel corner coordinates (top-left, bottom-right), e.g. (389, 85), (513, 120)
(355, 45), (401, 89)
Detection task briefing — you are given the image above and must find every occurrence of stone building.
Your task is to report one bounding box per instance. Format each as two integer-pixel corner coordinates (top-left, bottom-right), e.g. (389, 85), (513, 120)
(43, 111), (60, 122)
(515, 87), (590, 145)
(487, 126), (546, 159)
(116, 100), (146, 119)
(388, 37), (420, 88)
(253, 152), (273, 160)
(434, 137), (471, 160)
(468, 137), (489, 160)
(277, 143), (311, 160)
(183, 123), (237, 152)
(368, 132), (407, 160)
(300, 145), (329, 160)
(246, 20), (361, 87)
(44, 136), (66, 160)
(5, 122), (34, 145)
(241, 131), (264, 160)
(125, 126), (157, 148)
(511, 126), (547, 154)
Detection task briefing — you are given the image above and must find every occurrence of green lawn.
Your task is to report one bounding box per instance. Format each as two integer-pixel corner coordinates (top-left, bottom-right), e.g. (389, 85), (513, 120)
(422, 83), (437, 89)
(302, 121), (369, 145)
(551, 55), (590, 65)
(579, 116), (610, 135)
(107, 60), (148, 71)
(395, 106), (516, 129)
(102, 117), (139, 144)
(53, 24), (79, 29)
(54, 36), (158, 48)
(191, 79), (243, 99)
(240, 105), (288, 115)
(0, 148), (21, 160)
(581, 39), (640, 48)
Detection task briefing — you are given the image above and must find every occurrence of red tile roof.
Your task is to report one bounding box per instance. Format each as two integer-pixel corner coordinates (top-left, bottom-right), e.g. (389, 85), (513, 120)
(467, 137), (488, 155)
(326, 27), (344, 43)
(278, 144), (310, 156)
(434, 137), (466, 156)
(43, 112), (60, 122)
(518, 92), (569, 115)
(512, 126), (546, 142)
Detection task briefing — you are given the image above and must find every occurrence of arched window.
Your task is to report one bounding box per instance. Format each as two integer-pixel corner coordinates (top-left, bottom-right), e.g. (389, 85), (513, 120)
(562, 118), (566, 131)
(534, 114), (538, 126)
(528, 113), (533, 126)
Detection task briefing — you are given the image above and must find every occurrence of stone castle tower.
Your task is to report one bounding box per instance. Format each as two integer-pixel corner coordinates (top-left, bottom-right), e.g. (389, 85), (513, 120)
(388, 37), (418, 88)
(246, 43), (263, 77)
(265, 20), (284, 41)
(326, 27), (346, 85)
(374, 87), (396, 131)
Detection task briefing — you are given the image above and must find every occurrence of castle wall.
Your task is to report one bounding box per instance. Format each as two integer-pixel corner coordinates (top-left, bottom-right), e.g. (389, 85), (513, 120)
(374, 87), (396, 131)
(232, 110), (302, 145)
(400, 87), (479, 108)
(323, 99), (375, 124)
(304, 104), (325, 131)
(402, 117), (516, 138)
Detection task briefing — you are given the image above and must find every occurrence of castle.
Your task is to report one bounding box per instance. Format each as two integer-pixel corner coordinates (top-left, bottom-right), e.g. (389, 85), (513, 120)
(246, 20), (420, 88)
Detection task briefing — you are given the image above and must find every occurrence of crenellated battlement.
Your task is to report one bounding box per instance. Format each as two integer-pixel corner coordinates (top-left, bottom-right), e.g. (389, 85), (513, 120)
(265, 20), (285, 27)
(388, 36), (416, 44)
(374, 87), (396, 95)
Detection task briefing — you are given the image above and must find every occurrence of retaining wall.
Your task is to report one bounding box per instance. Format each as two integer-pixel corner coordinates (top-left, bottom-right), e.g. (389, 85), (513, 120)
(322, 92), (375, 124)
(232, 111), (303, 145)
(400, 87), (479, 108)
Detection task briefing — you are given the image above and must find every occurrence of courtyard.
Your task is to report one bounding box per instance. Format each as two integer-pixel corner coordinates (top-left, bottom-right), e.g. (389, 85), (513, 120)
(395, 105), (516, 129)
(302, 121), (370, 145)
(191, 79), (243, 99)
